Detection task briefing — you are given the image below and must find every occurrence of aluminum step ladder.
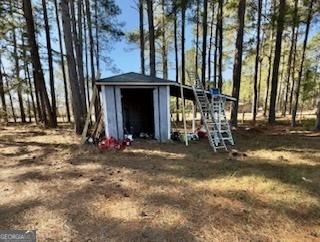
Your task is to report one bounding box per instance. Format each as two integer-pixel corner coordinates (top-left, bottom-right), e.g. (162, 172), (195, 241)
(188, 72), (227, 152)
(211, 94), (234, 146)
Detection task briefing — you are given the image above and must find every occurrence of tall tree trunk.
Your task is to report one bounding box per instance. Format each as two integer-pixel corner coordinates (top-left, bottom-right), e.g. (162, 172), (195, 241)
(61, 0), (86, 134)
(1, 63), (16, 123)
(26, 64), (37, 123)
(27, 94), (31, 122)
(5, 77), (16, 122)
(94, 0), (100, 76)
(291, 0), (314, 127)
(257, 58), (262, 108)
(173, 4), (179, 82)
(70, 1), (78, 68)
(263, 0), (276, 117)
(181, 2), (186, 85)
(71, 0), (87, 112)
(84, 6), (90, 111)
(289, 26), (299, 114)
(257, 0), (267, 109)
(54, 0), (71, 122)
(283, 0), (298, 116)
(0, 56), (7, 123)
(268, 0), (285, 124)
(11, 0), (26, 123)
(173, 3), (179, 121)
(13, 34), (25, 123)
(161, 0), (168, 79)
(217, 0), (223, 89)
(316, 97), (320, 130)
(22, 35), (38, 123)
(213, 2), (219, 88)
(79, 0), (87, 111)
(252, 0), (262, 123)
(146, 0), (156, 77)
(78, 0), (86, 106)
(195, 0), (200, 75)
(85, 0), (99, 118)
(42, 0), (57, 126)
(277, 54), (285, 111)
(139, 0), (145, 75)
(230, 0), (246, 127)
(23, 0), (55, 127)
(201, 0), (208, 87)
(207, 2), (215, 86)
(263, 32), (274, 116)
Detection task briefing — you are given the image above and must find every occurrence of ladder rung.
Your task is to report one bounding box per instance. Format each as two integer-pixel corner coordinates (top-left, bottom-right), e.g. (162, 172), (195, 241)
(222, 137), (232, 140)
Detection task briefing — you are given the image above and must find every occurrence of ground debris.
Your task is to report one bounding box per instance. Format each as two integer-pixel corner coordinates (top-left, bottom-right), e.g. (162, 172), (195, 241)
(310, 231), (320, 238)
(302, 177), (313, 183)
(140, 211), (147, 217)
(228, 149), (248, 160)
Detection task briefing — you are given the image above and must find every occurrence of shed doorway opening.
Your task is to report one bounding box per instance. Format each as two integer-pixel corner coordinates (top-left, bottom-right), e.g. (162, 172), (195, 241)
(121, 89), (154, 138)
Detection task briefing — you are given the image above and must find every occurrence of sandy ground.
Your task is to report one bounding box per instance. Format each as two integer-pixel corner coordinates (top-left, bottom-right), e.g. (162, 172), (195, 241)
(0, 123), (319, 241)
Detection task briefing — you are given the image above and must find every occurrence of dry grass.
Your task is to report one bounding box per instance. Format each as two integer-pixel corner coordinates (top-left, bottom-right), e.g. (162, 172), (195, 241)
(0, 122), (319, 241)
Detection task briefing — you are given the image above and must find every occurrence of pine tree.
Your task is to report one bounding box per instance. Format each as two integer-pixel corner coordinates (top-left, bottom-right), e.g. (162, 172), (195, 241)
(252, 0), (262, 123)
(291, 0), (314, 126)
(23, 0), (55, 127)
(146, 0), (156, 77)
(41, 0), (57, 126)
(201, 0), (208, 87)
(53, 0), (71, 122)
(61, 0), (86, 134)
(283, 0), (298, 116)
(231, 0), (246, 127)
(0, 55), (7, 122)
(268, 0), (286, 124)
(139, 0), (145, 75)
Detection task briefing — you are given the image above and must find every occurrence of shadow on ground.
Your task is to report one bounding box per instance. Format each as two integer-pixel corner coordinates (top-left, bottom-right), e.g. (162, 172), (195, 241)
(0, 124), (319, 241)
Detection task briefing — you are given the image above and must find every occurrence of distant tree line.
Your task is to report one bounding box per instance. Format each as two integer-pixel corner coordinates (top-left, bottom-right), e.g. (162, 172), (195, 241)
(0, 0), (123, 133)
(0, 0), (319, 132)
(130, 0), (320, 129)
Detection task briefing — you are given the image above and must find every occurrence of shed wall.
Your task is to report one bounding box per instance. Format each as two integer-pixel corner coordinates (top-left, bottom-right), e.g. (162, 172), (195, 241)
(101, 85), (170, 142)
(101, 86), (123, 139)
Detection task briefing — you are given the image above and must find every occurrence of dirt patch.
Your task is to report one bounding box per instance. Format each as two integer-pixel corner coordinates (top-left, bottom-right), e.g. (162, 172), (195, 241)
(0, 124), (319, 241)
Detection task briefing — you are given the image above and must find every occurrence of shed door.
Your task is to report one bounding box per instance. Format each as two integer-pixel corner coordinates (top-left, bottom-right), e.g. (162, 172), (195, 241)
(121, 89), (154, 138)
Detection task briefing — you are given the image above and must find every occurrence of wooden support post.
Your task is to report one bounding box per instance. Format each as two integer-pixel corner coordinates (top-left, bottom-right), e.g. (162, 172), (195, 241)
(242, 111), (245, 124)
(81, 86), (98, 144)
(94, 114), (104, 139)
(192, 102), (196, 133)
(180, 82), (188, 146)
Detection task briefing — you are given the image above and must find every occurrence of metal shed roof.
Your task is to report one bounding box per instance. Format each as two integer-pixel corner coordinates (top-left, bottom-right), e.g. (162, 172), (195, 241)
(96, 72), (236, 101)
(96, 72), (175, 85)
(96, 72), (197, 100)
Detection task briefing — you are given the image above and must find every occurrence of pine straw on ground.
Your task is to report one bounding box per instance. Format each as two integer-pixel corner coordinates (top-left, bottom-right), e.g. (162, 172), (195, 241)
(0, 123), (319, 241)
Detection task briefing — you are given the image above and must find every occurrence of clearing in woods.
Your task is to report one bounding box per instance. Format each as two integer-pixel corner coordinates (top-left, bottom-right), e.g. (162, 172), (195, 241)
(0, 123), (319, 241)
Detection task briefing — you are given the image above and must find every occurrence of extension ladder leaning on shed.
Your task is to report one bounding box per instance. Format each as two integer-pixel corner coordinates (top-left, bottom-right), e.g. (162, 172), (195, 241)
(188, 72), (234, 152)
